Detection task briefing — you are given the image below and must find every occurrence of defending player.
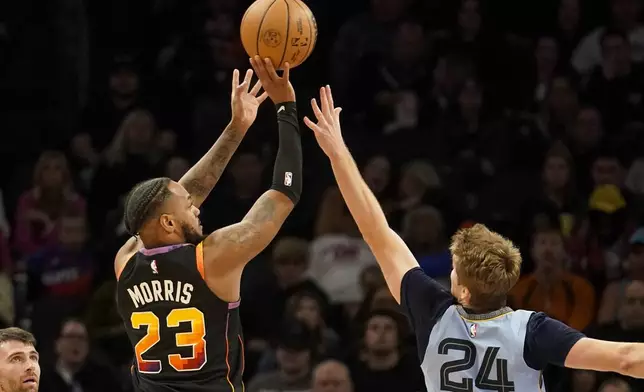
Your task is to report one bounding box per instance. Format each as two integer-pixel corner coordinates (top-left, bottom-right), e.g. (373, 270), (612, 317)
(304, 85), (644, 391)
(115, 57), (301, 392)
(0, 327), (40, 392)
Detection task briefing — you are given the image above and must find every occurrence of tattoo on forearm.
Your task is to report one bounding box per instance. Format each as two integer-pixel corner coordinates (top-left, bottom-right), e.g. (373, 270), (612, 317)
(181, 126), (244, 203)
(220, 196), (278, 248)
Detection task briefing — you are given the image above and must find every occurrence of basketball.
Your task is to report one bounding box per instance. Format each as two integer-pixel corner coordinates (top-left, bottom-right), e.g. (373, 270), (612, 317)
(240, 0), (318, 69)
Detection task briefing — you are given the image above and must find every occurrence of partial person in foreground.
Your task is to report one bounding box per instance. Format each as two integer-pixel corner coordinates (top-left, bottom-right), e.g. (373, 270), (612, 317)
(303, 85), (644, 391)
(114, 57), (302, 392)
(0, 327), (40, 392)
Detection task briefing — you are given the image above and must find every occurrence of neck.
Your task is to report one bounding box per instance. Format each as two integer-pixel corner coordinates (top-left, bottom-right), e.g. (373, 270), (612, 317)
(57, 359), (81, 375)
(544, 187), (565, 204)
(535, 267), (563, 286)
(365, 350), (399, 370)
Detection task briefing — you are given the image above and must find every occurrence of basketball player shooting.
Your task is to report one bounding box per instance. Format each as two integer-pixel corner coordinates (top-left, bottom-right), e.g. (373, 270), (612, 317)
(114, 58), (302, 392)
(304, 86), (644, 391)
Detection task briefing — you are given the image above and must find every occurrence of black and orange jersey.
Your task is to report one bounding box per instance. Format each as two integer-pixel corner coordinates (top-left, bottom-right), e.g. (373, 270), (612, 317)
(116, 243), (244, 392)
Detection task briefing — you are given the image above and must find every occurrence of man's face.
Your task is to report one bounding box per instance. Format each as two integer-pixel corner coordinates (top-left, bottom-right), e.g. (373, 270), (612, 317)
(0, 341), (40, 392)
(364, 315), (397, 355)
(56, 321), (89, 366)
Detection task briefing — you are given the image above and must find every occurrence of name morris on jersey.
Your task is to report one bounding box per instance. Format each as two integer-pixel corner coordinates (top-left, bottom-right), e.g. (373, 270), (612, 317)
(127, 280), (194, 308)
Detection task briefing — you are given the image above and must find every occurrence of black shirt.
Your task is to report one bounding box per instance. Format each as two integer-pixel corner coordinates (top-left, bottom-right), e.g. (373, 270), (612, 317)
(116, 243), (244, 392)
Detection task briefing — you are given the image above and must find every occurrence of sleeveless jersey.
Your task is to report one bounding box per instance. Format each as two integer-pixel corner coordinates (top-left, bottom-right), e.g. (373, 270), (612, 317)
(116, 243), (244, 392)
(422, 305), (542, 392)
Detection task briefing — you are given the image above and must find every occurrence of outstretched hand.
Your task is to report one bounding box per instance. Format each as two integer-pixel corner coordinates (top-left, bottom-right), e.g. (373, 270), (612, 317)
(230, 68), (268, 130)
(304, 85), (347, 158)
(249, 56), (295, 104)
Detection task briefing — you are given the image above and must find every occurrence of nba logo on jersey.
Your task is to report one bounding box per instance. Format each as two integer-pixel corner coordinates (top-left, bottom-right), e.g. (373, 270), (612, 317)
(469, 323), (477, 338)
(284, 172), (293, 186)
(150, 260), (158, 274)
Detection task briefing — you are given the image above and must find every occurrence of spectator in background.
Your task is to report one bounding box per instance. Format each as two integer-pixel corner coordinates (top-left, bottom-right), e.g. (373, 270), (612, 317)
(522, 142), (580, 242)
(258, 290), (340, 373)
(315, 155), (393, 238)
(585, 29), (644, 131)
(243, 237), (327, 360)
(401, 206), (451, 287)
(586, 280), (644, 390)
(248, 320), (314, 392)
(390, 160), (445, 228)
(348, 310), (423, 392)
(201, 147), (264, 229)
(27, 213), (94, 357)
(566, 106), (604, 193)
(572, 0), (644, 75)
(88, 108), (159, 233)
(570, 184), (629, 288)
(13, 151), (86, 258)
(312, 360), (353, 392)
(554, 0), (583, 62)
(510, 227), (596, 330)
(598, 227), (644, 324)
(164, 155), (190, 181)
(40, 319), (122, 392)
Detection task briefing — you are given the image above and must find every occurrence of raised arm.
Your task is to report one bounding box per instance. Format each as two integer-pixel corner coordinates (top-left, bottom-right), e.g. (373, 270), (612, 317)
(303, 86), (418, 303)
(179, 68), (268, 208)
(113, 69), (267, 274)
(201, 57), (302, 301)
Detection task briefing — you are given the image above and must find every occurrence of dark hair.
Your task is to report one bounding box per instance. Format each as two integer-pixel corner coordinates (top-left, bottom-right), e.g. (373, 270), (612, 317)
(124, 177), (173, 236)
(0, 327), (36, 346)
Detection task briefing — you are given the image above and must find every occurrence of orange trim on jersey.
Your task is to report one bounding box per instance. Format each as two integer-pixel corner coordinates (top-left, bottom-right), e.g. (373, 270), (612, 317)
(196, 242), (205, 279)
(224, 312), (235, 391)
(238, 335), (245, 392)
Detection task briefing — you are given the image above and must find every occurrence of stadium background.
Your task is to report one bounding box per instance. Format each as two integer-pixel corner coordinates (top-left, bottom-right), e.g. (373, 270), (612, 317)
(1, 0), (644, 391)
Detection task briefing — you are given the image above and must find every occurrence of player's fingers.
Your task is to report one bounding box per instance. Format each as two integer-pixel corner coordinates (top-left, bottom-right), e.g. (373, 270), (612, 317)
(311, 98), (327, 124)
(242, 69), (253, 92)
(250, 79), (262, 96)
(251, 56), (270, 82)
(236, 81), (249, 95)
(257, 91), (269, 104)
(319, 87), (332, 121)
(231, 69), (240, 93)
(264, 58), (280, 81)
(334, 107), (342, 119)
(303, 116), (322, 133)
(282, 62), (291, 81)
(326, 85), (335, 109)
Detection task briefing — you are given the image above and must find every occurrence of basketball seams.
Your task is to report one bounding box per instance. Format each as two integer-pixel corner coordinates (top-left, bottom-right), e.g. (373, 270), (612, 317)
(255, 0), (279, 59)
(276, 0), (291, 69)
(290, 0), (315, 64)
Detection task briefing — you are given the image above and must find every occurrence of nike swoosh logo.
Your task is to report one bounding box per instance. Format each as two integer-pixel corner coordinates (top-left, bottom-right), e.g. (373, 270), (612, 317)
(278, 106), (285, 113)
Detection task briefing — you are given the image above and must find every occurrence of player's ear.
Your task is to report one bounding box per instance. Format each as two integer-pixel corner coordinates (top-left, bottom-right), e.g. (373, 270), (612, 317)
(159, 214), (175, 234)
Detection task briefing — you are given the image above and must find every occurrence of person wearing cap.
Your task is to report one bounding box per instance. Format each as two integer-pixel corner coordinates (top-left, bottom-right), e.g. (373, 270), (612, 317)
(598, 227), (644, 324)
(569, 184), (631, 289)
(247, 320), (314, 392)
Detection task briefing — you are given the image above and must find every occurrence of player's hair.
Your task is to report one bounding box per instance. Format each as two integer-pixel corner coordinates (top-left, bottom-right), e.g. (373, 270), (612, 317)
(450, 224), (522, 311)
(124, 177), (173, 236)
(0, 327), (36, 347)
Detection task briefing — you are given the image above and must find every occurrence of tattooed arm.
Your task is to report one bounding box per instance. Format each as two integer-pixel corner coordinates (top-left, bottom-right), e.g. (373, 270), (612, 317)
(179, 68), (268, 208)
(199, 58), (302, 302)
(178, 123), (244, 208)
(201, 191), (294, 301)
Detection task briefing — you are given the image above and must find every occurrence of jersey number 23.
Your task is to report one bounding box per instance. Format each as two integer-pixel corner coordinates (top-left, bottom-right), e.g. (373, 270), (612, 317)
(131, 307), (207, 373)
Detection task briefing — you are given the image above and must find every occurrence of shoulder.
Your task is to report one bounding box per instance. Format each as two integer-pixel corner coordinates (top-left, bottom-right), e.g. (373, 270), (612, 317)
(566, 273), (595, 290)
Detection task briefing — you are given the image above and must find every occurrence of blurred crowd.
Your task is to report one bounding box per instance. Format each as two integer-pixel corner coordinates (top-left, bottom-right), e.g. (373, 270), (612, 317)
(2, 0), (644, 391)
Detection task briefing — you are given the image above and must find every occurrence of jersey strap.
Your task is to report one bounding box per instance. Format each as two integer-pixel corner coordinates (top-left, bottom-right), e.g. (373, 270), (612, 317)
(196, 242), (205, 279)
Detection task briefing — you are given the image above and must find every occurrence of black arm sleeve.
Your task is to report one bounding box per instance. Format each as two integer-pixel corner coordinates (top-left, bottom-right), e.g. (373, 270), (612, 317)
(271, 102), (302, 204)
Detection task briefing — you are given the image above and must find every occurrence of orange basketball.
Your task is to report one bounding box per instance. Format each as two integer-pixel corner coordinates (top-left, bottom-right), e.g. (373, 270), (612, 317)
(240, 0), (318, 69)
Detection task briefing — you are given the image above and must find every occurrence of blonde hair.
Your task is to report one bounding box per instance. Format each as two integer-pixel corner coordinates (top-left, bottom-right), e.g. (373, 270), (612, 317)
(450, 224), (522, 310)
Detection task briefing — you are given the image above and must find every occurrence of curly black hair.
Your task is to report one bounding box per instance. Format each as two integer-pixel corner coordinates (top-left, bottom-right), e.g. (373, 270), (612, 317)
(123, 177), (173, 236)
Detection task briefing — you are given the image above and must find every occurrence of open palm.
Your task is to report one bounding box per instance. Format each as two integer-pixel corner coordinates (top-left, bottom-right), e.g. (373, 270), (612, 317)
(230, 69), (268, 130)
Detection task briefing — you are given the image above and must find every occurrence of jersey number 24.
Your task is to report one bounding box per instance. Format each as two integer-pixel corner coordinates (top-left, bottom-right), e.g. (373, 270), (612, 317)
(439, 338), (515, 392)
(131, 307), (207, 373)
